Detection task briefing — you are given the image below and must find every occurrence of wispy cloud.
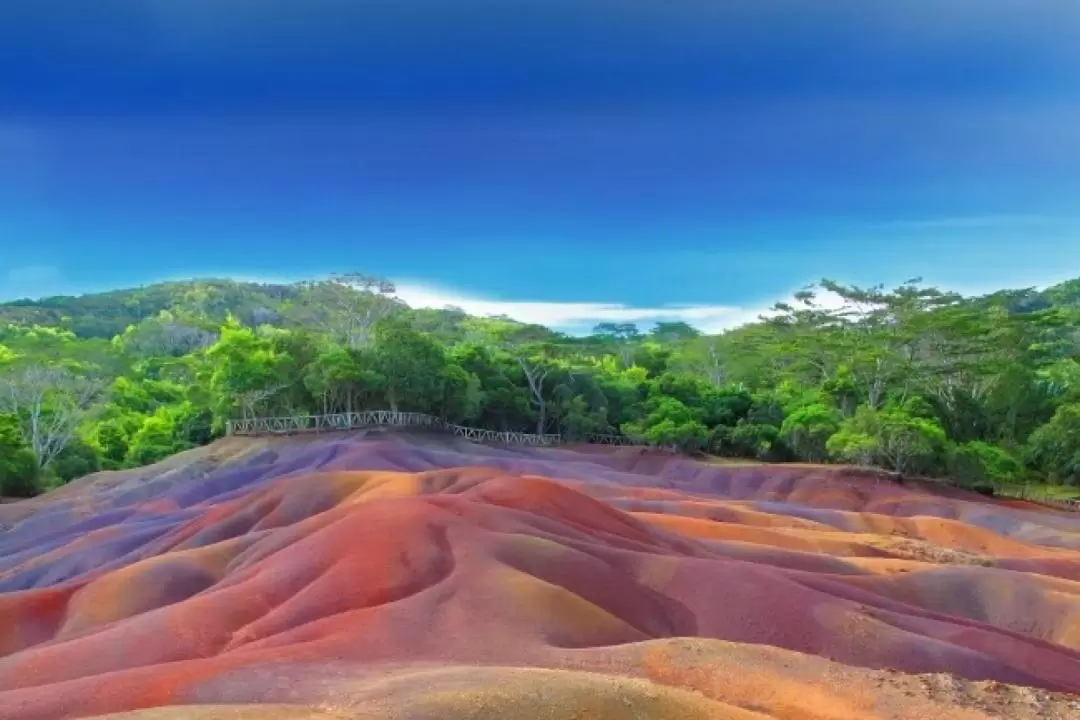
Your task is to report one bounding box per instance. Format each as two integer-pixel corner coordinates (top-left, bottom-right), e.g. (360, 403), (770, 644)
(5, 270), (1071, 336)
(139, 271), (829, 334)
(393, 280), (846, 335)
(394, 272), (1080, 335)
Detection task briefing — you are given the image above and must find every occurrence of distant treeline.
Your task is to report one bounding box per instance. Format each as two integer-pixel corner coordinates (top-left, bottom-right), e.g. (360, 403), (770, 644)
(1, 274), (1078, 497)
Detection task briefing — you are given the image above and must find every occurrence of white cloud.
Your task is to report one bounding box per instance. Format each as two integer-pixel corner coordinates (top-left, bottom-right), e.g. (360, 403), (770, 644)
(392, 280), (840, 335)
(393, 272), (1078, 336)
(5, 269), (1068, 337)
(141, 272), (819, 334)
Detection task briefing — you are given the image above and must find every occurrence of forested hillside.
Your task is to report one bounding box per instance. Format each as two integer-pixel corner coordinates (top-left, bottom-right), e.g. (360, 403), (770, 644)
(1, 274), (1078, 498)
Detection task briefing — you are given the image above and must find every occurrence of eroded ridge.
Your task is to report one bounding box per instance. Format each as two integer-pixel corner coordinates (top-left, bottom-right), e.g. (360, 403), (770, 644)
(1, 432), (1079, 719)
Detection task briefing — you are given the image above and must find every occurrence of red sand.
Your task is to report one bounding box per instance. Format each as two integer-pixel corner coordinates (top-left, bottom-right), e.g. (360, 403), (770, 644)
(1, 433), (1079, 719)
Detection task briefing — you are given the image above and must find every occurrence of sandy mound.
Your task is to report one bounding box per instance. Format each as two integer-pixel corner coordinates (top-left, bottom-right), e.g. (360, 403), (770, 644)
(1, 432), (1078, 718)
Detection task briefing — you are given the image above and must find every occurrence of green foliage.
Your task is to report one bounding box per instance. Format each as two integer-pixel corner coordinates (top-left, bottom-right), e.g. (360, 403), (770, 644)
(304, 343), (383, 415)
(625, 397), (708, 452)
(205, 318), (293, 424)
(372, 316), (448, 413)
(1025, 404), (1080, 486)
(0, 280), (300, 339)
(825, 424), (880, 468)
(438, 363), (483, 425)
(947, 441), (1024, 489)
(125, 407), (195, 467)
(781, 402), (840, 462)
(713, 421), (788, 461)
(1, 273), (1078, 497)
(50, 439), (102, 486)
(0, 413), (38, 496)
(826, 405), (946, 473)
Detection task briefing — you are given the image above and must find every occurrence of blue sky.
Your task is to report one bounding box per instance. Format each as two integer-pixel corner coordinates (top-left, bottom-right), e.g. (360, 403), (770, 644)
(1, 1), (1079, 332)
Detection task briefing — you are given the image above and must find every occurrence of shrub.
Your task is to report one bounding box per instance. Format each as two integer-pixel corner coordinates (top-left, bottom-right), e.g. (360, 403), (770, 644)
(1025, 404), (1080, 486)
(0, 413), (38, 497)
(624, 397), (709, 452)
(947, 441), (1024, 489)
(712, 421), (789, 461)
(50, 438), (102, 486)
(780, 402), (840, 462)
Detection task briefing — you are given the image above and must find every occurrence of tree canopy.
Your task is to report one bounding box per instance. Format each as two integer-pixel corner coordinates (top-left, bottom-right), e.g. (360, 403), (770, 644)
(1, 274), (1078, 499)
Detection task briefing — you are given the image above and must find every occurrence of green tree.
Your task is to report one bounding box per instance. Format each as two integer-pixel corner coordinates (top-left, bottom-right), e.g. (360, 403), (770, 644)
(438, 363), (483, 424)
(204, 317), (292, 425)
(0, 413), (38, 496)
(825, 425), (879, 468)
(1025, 404), (1080, 485)
(286, 273), (404, 348)
(625, 397), (708, 452)
(372, 316), (447, 413)
(0, 363), (107, 474)
(947, 441), (1024, 490)
(50, 438), (102, 485)
(827, 404), (947, 474)
(304, 343), (383, 415)
(125, 407), (195, 467)
(781, 402), (840, 463)
(3, 272), (1080, 495)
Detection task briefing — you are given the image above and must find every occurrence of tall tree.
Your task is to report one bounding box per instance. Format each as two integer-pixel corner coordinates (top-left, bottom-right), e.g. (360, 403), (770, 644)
(591, 322), (641, 367)
(500, 325), (561, 436)
(288, 273), (404, 348)
(372, 316), (446, 413)
(204, 318), (292, 424)
(0, 365), (106, 473)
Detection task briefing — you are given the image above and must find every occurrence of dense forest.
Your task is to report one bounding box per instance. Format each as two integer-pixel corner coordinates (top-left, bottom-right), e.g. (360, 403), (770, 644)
(1, 273), (1078, 499)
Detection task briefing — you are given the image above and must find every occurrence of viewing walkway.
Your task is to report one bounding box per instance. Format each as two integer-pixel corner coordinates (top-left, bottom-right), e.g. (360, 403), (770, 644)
(224, 410), (643, 449)
(225, 411), (1076, 511)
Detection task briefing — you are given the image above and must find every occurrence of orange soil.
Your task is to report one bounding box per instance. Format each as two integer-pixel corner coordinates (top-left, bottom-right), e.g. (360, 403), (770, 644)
(0, 433), (1079, 719)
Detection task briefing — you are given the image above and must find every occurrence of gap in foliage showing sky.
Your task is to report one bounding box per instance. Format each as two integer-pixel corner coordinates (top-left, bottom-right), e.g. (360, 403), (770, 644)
(1, 1), (1079, 331)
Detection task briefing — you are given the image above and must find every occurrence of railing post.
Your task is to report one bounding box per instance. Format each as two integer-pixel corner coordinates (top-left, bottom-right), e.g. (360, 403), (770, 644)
(230, 411), (657, 452)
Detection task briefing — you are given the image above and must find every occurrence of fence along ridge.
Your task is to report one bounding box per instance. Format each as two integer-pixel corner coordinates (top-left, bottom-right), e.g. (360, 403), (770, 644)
(223, 410), (647, 448)
(223, 412), (1076, 510)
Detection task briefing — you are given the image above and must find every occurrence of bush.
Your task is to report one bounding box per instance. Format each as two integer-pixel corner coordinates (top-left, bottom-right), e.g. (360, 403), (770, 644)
(712, 421), (790, 461)
(624, 397), (709, 452)
(780, 402), (840, 462)
(0, 414), (39, 497)
(1025, 404), (1080, 486)
(826, 426), (878, 467)
(947, 441), (1024, 489)
(125, 407), (195, 467)
(825, 405), (947, 474)
(50, 438), (102, 485)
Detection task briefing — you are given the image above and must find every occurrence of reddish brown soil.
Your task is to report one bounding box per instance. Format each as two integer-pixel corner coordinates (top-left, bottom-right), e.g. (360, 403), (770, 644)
(1, 432), (1079, 719)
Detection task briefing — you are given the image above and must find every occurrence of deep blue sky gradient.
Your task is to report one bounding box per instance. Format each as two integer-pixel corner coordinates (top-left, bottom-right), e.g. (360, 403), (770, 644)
(1, 1), (1079, 313)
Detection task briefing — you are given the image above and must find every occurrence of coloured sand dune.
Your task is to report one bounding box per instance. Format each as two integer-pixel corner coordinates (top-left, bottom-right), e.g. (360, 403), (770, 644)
(2, 430), (1080, 719)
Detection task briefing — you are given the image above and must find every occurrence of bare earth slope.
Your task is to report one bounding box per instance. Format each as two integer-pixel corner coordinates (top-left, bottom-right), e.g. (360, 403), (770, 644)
(1, 429), (1079, 719)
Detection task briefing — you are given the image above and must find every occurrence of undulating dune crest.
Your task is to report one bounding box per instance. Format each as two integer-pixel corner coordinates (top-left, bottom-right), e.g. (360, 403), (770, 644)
(2, 430), (1079, 719)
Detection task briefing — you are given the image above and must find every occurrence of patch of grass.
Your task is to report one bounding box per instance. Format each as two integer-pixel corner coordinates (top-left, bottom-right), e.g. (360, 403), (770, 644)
(701, 455), (765, 466)
(994, 483), (1080, 501)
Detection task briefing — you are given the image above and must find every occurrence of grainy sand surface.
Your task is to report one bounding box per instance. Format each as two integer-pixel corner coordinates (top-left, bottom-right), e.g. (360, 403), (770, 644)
(2, 430), (1079, 719)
